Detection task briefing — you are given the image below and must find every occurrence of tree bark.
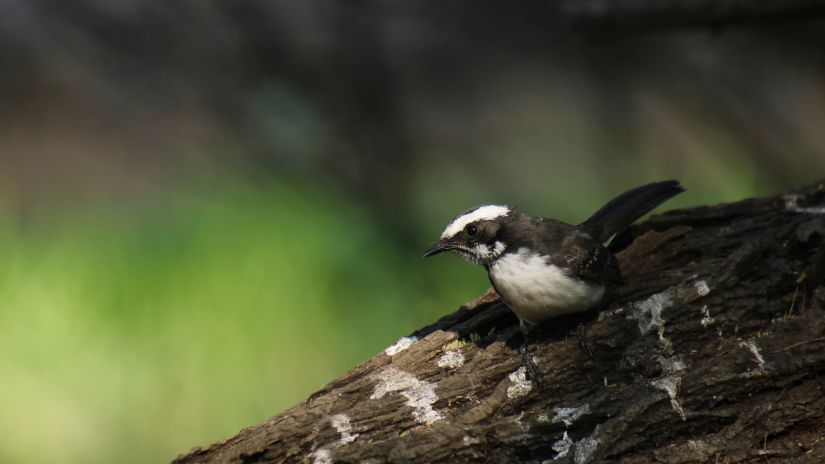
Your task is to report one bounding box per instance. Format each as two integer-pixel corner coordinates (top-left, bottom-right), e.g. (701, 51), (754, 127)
(175, 180), (825, 464)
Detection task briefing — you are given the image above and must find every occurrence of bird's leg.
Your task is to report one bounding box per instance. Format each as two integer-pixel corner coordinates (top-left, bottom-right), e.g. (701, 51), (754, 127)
(577, 323), (596, 361)
(577, 296), (611, 361)
(519, 320), (545, 390)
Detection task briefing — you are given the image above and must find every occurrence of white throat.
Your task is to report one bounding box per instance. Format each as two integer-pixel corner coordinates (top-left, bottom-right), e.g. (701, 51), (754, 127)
(453, 241), (506, 265)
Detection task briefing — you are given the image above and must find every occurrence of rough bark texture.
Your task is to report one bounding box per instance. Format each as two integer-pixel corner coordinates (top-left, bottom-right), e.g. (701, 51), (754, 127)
(175, 180), (825, 464)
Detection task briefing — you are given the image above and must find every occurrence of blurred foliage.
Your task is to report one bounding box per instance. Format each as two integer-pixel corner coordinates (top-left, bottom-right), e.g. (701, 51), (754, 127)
(0, 177), (488, 463)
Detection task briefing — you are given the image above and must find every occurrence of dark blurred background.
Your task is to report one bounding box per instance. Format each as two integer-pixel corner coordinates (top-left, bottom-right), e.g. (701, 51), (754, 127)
(1, 2), (824, 462)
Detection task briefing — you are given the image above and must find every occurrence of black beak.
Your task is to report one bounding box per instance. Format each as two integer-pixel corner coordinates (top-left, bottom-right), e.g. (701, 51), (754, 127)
(423, 242), (450, 258)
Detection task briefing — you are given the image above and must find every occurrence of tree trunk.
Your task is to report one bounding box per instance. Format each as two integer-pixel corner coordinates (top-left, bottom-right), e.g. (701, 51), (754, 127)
(175, 180), (825, 464)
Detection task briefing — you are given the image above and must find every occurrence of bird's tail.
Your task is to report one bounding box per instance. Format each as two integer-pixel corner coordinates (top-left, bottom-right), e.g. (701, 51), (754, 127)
(580, 180), (685, 244)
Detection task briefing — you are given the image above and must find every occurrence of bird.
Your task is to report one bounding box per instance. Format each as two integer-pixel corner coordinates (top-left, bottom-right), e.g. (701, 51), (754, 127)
(424, 180), (684, 386)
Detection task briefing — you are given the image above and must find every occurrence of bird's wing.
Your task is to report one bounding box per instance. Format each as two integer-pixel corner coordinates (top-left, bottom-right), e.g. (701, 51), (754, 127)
(555, 230), (623, 285)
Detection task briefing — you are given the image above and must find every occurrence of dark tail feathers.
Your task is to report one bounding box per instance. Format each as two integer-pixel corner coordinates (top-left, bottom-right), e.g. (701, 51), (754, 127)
(580, 180), (685, 244)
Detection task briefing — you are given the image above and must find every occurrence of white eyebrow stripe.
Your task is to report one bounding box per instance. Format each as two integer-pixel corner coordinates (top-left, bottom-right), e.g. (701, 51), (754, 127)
(441, 205), (510, 239)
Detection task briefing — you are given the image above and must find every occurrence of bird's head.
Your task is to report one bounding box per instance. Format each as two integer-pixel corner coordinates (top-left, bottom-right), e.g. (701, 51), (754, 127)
(424, 205), (510, 266)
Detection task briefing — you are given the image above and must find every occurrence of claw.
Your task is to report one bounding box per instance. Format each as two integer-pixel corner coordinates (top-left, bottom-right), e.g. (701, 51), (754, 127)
(519, 320), (545, 390)
(520, 345), (545, 390)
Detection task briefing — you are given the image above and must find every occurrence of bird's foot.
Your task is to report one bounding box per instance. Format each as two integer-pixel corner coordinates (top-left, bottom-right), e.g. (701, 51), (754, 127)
(519, 343), (545, 391)
(578, 323), (596, 361)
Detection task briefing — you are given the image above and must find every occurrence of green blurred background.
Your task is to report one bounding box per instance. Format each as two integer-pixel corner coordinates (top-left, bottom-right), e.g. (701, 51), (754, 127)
(1, 2), (824, 462)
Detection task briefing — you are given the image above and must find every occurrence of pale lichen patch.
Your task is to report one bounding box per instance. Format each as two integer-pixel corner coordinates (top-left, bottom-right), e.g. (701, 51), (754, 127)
(784, 194), (825, 214)
(628, 290), (673, 349)
(311, 449), (332, 464)
(659, 355), (686, 374)
(371, 367), (443, 424)
(309, 413), (359, 462)
(574, 425), (601, 464)
(436, 350), (465, 369)
(700, 305), (714, 326)
(687, 439), (712, 452)
(740, 340), (766, 372)
(694, 280), (710, 296)
(385, 336), (418, 356)
(506, 367), (533, 399)
(513, 411), (527, 432)
(462, 435), (480, 446)
(652, 376), (686, 421)
(551, 431), (573, 460)
(330, 414), (358, 444)
(597, 306), (625, 321)
(552, 404), (590, 427)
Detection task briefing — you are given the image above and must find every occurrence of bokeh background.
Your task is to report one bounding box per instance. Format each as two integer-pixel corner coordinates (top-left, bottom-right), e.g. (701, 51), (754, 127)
(2, 2), (825, 462)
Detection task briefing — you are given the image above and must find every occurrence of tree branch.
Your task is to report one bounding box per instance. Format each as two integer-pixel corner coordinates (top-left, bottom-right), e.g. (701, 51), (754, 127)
(175, 179), (825, 464)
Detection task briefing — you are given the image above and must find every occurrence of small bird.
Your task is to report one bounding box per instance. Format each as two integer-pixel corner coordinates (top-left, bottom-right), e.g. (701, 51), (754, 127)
(424, 180), (684, 385)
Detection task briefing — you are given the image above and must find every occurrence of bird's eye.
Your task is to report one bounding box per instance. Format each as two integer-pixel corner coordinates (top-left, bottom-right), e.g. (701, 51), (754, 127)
(466, 224), (478, 236)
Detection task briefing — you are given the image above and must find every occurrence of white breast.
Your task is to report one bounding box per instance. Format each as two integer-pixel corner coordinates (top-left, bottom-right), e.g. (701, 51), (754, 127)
(489, 248), (604, 325)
